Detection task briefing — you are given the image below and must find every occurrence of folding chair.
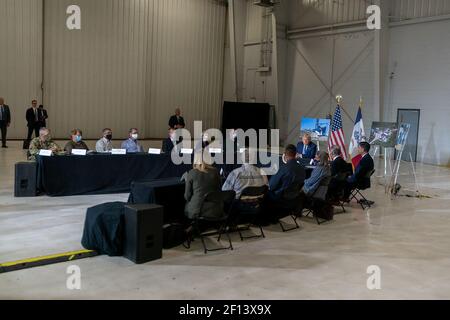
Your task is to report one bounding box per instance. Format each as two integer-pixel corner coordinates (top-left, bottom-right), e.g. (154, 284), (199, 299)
(350, 169), (376, 210)
(274, 183), (304, 232)
(303, 177), (332, 225)
(329, 168), (353, 213)
(192, 190), (236, 254)
(233, 185), (268, 241)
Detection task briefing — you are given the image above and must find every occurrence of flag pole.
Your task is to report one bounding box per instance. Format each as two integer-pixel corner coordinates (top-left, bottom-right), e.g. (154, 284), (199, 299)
(334, 95), (355, 123)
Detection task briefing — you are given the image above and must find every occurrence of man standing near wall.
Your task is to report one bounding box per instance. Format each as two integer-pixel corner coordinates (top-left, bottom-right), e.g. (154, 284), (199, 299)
(0, 97), (11, 148)
(169, 108), (186, 129)
(26, 100), (41, 141)
(38, 105), (48, 128)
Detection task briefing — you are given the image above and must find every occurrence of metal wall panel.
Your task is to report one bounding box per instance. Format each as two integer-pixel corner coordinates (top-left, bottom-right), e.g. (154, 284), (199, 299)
(145, 0), (227, 137)
(289, 0), (450, 30)
(0, 0), (43, 139)
(390, 0), (450, 21)
(44, 0), (226, 139)
(289, 0), (374, 29)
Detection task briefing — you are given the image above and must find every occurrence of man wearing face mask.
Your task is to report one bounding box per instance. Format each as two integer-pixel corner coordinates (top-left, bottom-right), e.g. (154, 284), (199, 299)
(28, 128), (61, 161)
(121, 128), (144, 153)
(96, 128), (113, 153)
(65, 129), (89, 155)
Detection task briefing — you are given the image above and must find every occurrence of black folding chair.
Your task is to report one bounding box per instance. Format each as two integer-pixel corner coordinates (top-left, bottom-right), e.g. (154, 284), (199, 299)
(350, 169), (376, 210)
(233, 185), (268, 241)
(303, 176), (332, 225)
(329, 167), (353, 213)
(192, 190), (236, 254)
(274, 182), (304, 232)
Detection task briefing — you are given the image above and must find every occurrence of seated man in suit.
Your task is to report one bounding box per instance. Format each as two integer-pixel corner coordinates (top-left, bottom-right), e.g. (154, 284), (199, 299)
(28, 128), (61, 161)
(168, 108), (185, 129)
(65, 129), (89, 154)
(268, 144), (306, 201)
(330, 145), (350, 177)
(296, 133), (317, 160)
(121, 128), (144, 153)
(344, 142), (374, 199)
(162, 128), (182, 154)
(328, 145), (352, 199)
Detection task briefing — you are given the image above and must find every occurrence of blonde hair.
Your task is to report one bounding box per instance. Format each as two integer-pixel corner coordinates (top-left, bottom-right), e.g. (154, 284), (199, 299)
(193, 152), (214, 173)
(303, 133), (312, 142)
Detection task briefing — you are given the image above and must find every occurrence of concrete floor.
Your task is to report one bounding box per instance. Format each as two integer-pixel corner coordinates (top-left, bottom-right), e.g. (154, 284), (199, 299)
(1, 141), (450, 300)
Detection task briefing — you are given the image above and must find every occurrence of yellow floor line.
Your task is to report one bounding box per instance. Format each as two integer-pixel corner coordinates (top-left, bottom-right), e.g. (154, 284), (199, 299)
(0, 250), (95, 267)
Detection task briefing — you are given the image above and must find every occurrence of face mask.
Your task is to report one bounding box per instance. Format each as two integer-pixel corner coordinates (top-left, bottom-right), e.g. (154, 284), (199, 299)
(170, 133), (176, 141)
(75, 135), (82, 143)
(105, 134), (112, 141)
(131, 134), (139, 140)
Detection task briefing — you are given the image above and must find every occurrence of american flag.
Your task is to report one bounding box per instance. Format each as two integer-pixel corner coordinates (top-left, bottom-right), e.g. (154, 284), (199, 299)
(329, 106), (348, 160)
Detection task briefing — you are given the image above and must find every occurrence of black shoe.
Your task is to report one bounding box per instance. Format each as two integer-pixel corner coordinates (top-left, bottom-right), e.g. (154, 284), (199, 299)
(1, 145), (7, 148)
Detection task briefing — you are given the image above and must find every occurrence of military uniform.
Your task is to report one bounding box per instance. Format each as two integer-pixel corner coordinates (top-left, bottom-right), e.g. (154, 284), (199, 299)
(28, 137), (61, 161)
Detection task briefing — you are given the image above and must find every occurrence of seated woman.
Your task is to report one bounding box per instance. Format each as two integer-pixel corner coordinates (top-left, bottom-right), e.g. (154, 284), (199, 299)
(64, 129), (89, 155)
(184, 153), (222, 220)
(309, 151), (321, 166)
(302, 151), (331, 197)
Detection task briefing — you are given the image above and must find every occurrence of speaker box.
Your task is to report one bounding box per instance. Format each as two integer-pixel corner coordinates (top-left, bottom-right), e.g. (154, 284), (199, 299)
(124, 204), (163, 264)
(14, 162), (37, 197)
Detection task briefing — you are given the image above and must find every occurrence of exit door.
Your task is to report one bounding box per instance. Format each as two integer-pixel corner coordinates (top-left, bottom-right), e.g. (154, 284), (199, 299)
(396, 109), (420, 162)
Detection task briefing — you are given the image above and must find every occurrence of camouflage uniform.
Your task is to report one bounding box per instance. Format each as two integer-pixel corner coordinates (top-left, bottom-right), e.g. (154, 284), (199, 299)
(28, 137), (61, 161)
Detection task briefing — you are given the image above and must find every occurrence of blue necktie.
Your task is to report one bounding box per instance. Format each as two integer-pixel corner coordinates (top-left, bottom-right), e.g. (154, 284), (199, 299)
(303, 145), (307, 155)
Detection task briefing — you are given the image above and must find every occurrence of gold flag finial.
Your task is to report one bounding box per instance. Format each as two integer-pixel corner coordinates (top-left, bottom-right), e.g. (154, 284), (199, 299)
(336, 95), (343, 105)
(359, 96), (364, 108)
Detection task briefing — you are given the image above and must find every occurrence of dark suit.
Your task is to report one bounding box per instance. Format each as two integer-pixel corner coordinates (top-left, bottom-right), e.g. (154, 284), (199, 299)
(168, 115), (185, 129)
(38, 108), (48, 128)
(344, 153), (375, 197)
(162, 138), (182, 154)
(0, 105), (11, 147)
(26, 107), (42, 140)
(296, 141), (317, 159)
(331, 156), (350, 177)
(329, 156), (352, 199)
(269, 159), (306, 201)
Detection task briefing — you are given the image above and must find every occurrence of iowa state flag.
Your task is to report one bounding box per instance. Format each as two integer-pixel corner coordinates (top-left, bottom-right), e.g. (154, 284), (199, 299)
(349, 107), (366, 169)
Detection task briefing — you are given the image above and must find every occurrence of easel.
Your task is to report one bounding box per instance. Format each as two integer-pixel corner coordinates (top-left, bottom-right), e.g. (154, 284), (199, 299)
(388, 146), (421, 198)
(371, 145), (395, 191)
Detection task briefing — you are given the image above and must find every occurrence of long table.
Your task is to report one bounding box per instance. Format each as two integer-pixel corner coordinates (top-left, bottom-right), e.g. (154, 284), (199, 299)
(36, 153), (275, 197)
(37, 154), (193, 197)
(36, 153), (309, 197)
